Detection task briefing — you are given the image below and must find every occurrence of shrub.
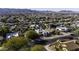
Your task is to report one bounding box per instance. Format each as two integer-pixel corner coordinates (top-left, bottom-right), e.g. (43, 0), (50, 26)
(31, 45), (46, 51)
(3, 37), (29, 51)
(74, 28), (79, 36)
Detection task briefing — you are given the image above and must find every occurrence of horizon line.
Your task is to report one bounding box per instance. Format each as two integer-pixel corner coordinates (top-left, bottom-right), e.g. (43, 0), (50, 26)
(0, 8), (79, 12)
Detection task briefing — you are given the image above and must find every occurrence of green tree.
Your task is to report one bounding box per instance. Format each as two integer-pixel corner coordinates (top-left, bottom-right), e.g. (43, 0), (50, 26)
(31, 45), (46, 51)
(3, 37), (29, 51)
(0, 26), (9, 36)
(74, 28), (79, 36)
(24, 30), (39, 40)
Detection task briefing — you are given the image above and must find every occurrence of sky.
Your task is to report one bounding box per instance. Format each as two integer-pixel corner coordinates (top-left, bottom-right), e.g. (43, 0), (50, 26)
(0, 0), (79, 11)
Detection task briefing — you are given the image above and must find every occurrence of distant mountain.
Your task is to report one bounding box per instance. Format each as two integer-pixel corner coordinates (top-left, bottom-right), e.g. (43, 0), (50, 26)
(0, 8), (79, 15)
(58, 10), (79, 14)
(58, 10), (73, 14)
(55, 10), (79, 15)
(0, 8), (40, 15)
(59, 10), (74, 12)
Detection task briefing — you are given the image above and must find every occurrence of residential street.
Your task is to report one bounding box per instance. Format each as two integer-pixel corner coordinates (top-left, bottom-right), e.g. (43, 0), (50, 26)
(42, 33), (73, 40)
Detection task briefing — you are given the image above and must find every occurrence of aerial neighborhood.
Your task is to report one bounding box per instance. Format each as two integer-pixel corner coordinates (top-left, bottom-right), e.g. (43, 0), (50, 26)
(0, 9), (79, 51)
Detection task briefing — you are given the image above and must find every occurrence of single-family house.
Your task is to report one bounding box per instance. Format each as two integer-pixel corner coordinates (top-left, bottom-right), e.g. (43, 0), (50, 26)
(50, 40), (79, 51)
(63, 41), (79, 51)
(71, 21), (79, 27)
(56, 26), (68, 32)
(6, 32), (19, 39)
(30, 24), (39, 29)
(35, 29), (51, 37)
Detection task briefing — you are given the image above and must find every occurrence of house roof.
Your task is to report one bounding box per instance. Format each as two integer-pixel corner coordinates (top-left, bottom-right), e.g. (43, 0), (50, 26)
(56, 26), (67, 29)
(65, 42), (79, 51)
(56, 26), (68, 31)
(6, 32), (19, 39)
(51, 40), (79, 51)
(76, 40), (79, 44)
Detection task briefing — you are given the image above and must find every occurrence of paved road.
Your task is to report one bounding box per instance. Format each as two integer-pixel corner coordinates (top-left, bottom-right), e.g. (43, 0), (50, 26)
(43, 32), (73, 51)
(42, 33), (73, 40)
(63, 40), (76, 43)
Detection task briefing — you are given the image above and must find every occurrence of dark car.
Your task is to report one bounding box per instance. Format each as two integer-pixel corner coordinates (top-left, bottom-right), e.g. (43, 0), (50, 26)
(33, 38), (47, 44)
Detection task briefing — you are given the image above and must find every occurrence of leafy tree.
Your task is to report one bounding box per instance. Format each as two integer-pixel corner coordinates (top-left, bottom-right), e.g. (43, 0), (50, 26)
(31, 45), (46, 51)
(3, 37), (29, 51)
(52, 29), (60, 35)
(24, 30), (39, 40)
(0, 26), (9, 36)
(74, 28), (79, 36)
